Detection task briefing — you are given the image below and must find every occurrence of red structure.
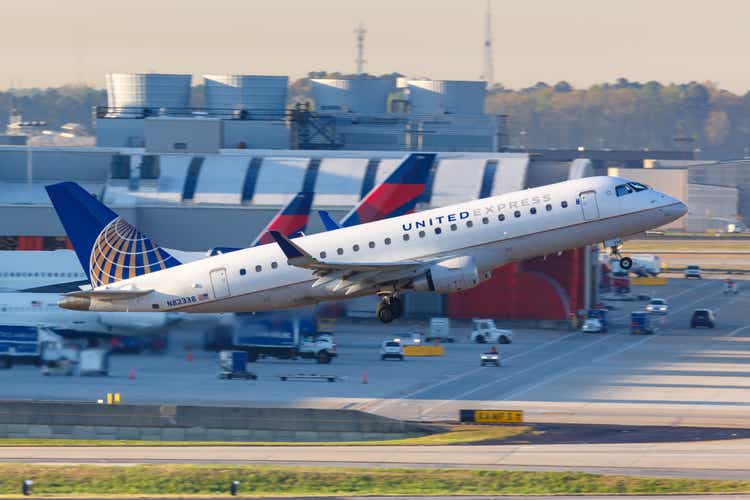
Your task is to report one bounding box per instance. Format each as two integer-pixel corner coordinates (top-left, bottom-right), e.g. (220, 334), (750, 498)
(448, 248), (586, 320)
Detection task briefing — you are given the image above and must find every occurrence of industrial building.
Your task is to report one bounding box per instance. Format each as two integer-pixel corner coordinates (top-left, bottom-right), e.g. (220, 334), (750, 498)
(96, 73), (505, 153)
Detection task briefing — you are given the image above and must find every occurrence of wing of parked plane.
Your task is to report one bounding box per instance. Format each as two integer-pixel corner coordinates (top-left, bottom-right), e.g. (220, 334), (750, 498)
(269, 230), (427, 295)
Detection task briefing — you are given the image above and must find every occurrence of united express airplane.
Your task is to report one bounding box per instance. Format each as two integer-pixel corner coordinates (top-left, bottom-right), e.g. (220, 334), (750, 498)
(48, 175), (686, 323)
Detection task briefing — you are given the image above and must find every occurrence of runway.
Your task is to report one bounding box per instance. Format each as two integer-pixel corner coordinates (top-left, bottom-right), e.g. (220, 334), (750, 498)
(3, 439), (750, 480)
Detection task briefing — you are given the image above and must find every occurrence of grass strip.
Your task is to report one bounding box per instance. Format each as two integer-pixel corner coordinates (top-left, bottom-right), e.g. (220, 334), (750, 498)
(1, 464), (749, 496)
(0, 425), (529, 447)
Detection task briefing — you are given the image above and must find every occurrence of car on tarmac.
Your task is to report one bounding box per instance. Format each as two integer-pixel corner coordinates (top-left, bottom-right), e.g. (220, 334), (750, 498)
(471, 319), (513, 344)
(480, 348), (500, 367)
(581, 317), (605, 333)
(724, 280), (739, 295)
(690, 309), (716, 328)
(392, 331), (424, 345)
(684, 265), (702, 279)
(645, 298), (669, 315)
(380, 340), (405, 361)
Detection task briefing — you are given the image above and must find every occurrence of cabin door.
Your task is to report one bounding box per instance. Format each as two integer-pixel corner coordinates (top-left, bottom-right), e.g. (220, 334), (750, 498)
(209, 268), (231, 299)
(579, 191), (600, 220)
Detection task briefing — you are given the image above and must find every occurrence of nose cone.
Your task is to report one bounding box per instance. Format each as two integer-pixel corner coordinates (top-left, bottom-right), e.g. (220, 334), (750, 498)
(661, 199), (688, 221)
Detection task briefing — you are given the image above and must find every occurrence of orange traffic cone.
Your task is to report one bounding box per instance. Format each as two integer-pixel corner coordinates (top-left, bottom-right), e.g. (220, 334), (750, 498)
(128, 369), (136, 380)
(361, 371), (368, 384)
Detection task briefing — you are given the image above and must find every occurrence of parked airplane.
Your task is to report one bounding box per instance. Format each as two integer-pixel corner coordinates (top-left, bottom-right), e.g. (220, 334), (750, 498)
(49, 176), (686, 322)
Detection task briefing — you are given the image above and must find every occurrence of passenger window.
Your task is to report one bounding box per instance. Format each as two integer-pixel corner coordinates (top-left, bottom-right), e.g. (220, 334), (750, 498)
(498, 214), (505, 221)
(418, 230), (426, 238)
(466, 220), (473, 228)
(514, 210), (521, 218)
(450, 224), (458, 231)
(530, 207), (537, 214)
(271, 262), (278, 269)
(255, 265), (262, 272)
(561, 201), (568, 208)
(368, 241), (375, 249)
(546, 204), (552, 211)
(403, 234), (410, 241)
(435, 227), (442, 235)
(482, 217), (489, 224)
(320, 251), (327, 259)
(384, 237), (392, 245)
(337, 248), (344, 255)
(615, 184), (634, 196)
(353, 244), (360, 252)
(239, 268), (246, 276)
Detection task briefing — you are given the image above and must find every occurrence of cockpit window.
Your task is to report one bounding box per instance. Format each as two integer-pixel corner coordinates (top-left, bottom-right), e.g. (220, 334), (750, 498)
(628, 182), (648, 192)
(615, 184), (634, 197)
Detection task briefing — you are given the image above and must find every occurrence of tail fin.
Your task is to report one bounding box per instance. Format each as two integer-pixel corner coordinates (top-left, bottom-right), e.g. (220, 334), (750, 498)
(317, 210), (341, 231)
(45, 182), (181, 287)
(340, 153), (436, 227)
(253, 191), (314, 246)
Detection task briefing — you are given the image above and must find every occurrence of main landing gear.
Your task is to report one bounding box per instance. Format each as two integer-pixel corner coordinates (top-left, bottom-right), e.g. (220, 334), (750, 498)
(376, 294), (404, 323)
(605, 239), (632, 270)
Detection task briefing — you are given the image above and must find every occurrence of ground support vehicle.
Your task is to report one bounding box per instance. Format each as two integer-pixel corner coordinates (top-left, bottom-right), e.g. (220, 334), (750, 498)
(586, 309), (609, 332)
(426, 317), (454, 342)
(471, 319), (513, 344)
(0, 326), (63, 369)
(380, 340), (405, 361)
(218, 350), (257, 380)
(78, 348), (110, 376)
(631, 311), (655, 335)
(480, 350), (500, 366)
(233, 315), (336, 364)
(582, 318), (605, 333)
(684, 265), (702, 279)
(691, 309), (716, 328)
(278, 373), (338, 382)
(724, 280), (739, 294)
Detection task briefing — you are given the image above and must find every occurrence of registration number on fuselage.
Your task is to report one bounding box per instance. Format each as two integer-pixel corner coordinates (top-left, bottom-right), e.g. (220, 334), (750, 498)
(166, 296), (199, 307)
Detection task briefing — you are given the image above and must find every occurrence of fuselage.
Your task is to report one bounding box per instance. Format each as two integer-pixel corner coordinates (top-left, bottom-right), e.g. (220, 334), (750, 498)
(78, 176), (686, 314)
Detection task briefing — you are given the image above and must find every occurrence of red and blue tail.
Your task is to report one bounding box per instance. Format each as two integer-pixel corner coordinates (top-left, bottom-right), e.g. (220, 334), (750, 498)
(340, 153), (436, 227)
(253, 192), (314, 246)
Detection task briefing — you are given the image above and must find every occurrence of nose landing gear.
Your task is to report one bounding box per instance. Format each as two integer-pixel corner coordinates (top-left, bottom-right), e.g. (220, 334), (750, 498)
(604, 239), (632, 270)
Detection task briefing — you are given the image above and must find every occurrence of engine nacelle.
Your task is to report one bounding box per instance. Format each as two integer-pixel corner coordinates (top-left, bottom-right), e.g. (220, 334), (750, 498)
(412, 256), (482, 293)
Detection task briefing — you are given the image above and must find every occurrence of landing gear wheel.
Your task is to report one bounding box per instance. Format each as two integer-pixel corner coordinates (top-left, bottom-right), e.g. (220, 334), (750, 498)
(376, 300), (396, 323)
(619, 256), (633, 270)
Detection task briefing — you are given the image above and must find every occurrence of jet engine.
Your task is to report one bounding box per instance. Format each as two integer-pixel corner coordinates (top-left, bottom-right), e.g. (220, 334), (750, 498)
(411, 256), (483, 293)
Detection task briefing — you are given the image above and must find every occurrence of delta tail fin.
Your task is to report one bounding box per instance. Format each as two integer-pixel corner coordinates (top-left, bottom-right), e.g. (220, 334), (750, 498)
(252, 191), (314, 246)
(340, 153), (436, 227)
(45, 182), (181, 287)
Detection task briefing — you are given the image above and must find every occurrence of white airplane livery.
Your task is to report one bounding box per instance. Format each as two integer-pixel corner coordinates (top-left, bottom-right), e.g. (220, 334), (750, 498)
(47, 176), (686, 323)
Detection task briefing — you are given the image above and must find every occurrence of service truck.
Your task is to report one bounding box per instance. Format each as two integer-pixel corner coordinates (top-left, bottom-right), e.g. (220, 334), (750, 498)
(0, 325), (63, 368)
(232, 313), (337, 364)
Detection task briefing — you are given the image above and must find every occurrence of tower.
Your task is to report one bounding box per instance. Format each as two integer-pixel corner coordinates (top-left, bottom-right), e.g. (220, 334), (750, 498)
(355, 22), (366, 75)
(481, 0), (495, 87)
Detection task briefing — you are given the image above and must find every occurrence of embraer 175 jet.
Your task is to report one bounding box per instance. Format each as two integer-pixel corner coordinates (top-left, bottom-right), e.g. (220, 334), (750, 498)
(47, 175), (686, 323)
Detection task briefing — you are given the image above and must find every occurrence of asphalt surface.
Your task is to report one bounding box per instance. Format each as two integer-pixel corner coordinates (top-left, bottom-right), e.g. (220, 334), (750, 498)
(2, 277), (749, 431)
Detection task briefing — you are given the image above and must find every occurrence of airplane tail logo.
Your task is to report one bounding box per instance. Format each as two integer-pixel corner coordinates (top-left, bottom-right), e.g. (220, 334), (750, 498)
(253, 191), (314, 246)
(45, 182), (180, 287)
(90, 217), (181, 287)
(341, 153), (436, 227)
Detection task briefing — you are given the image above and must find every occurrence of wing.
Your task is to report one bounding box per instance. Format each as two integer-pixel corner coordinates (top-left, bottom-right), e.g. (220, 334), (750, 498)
(269, 231), (429, 295)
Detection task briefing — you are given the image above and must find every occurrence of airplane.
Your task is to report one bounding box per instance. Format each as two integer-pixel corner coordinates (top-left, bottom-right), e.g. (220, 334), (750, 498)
(0, 152), (434, 292)
(47, 176), (687, 323)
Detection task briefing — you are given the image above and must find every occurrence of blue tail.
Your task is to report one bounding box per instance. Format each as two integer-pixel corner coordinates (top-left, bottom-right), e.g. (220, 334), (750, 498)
(45, 182), (181, 287)
(317, 210), (341, 231)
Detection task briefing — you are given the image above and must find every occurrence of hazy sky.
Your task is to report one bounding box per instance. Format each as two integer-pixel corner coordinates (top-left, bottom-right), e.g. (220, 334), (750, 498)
(3, 0), (749, 92)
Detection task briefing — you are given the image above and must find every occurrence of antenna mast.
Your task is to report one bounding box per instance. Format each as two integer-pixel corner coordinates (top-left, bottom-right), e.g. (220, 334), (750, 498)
(355, 22), (366, 75)
(482, 0), (495, 87)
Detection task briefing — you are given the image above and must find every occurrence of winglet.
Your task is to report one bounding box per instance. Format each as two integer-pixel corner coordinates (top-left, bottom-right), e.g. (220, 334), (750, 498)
(318, 210), (341, 231)
(269, 230), (315, 267)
